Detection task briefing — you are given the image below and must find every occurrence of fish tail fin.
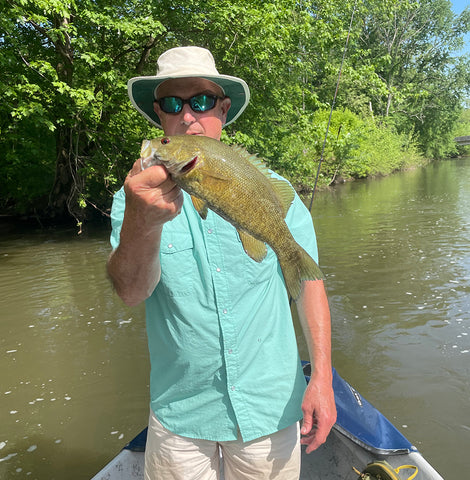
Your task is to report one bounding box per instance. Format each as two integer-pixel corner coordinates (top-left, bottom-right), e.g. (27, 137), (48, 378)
(279, 248), (324, 301)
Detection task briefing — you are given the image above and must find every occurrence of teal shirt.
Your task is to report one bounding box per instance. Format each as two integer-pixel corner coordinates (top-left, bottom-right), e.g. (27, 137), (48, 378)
(110, 177), (319, 442)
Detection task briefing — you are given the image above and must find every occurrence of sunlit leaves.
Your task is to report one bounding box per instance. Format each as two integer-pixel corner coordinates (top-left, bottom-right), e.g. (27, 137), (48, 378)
(0, 0), (469, 220)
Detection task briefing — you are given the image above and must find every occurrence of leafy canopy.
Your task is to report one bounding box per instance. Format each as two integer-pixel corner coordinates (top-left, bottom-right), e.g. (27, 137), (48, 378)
(0, 0), (469, 221)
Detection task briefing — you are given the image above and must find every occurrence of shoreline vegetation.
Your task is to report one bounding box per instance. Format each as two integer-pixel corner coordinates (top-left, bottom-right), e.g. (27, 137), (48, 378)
(1, 1), (469, 226)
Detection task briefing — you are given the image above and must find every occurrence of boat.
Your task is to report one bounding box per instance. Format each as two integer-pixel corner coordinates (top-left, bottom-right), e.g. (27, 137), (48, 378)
(91, 363), (443, 479)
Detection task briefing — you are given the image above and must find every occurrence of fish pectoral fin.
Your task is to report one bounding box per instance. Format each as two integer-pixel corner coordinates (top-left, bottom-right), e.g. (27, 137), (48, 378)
(191, 196), (208, 219)
(199, 168), (232, 183)
(238, 231), (267, 262)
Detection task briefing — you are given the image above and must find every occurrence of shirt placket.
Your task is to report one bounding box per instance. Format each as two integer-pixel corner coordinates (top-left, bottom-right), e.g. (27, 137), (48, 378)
(202, 216), (243, 426)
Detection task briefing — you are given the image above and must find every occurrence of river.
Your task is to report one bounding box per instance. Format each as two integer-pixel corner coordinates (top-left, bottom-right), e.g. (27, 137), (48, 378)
(1, 158), (469, 479)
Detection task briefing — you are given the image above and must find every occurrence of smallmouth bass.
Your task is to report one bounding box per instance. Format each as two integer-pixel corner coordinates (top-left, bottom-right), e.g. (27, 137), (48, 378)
(140, 135), (324, 299)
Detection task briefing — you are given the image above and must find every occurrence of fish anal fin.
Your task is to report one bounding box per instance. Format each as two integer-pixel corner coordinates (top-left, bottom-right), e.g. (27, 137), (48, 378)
(239, 231), (267, 262)
(191, 196), (208, 219)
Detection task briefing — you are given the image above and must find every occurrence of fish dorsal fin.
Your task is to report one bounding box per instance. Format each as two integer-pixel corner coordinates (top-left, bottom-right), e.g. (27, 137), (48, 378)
(232, 145), (294, 218)
(191, 196), (208, 219)
(238, 230), (267, 262)
(231, 145), (271, 176)
(269, 178), (295, 218)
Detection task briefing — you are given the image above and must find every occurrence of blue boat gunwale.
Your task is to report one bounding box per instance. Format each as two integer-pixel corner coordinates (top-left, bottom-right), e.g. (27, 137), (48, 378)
(303, 362), (414, 455)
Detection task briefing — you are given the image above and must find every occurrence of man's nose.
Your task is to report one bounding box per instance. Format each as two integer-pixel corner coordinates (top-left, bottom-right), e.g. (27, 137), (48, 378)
(181, 104), (196, 124)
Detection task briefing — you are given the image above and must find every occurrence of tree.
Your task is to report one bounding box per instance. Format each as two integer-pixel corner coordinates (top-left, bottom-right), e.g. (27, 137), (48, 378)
(1, 0), (469, 223)
(1, 0), (352, 221)
(0, 0), (166, 222)
(348, 0), (470, 157)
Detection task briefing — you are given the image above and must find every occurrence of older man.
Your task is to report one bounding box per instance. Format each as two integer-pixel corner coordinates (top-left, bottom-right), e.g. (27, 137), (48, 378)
(107, 46), (336, 480)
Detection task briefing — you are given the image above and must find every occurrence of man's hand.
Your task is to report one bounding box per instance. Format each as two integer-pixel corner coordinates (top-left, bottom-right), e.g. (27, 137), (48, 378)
(296, 280), (336, 453)
(106, 159), (184, 306)
(300, 374), (337, 453)
(124, 159), (183, 230)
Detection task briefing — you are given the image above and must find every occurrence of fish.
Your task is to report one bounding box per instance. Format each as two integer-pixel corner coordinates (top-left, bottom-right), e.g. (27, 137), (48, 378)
(140, 135), (324, 299)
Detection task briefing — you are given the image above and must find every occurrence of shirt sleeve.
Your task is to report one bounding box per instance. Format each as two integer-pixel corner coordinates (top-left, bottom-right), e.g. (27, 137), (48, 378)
(109, 187), (126, 250)
(285, 192), (319, 263)
(269, 171), (319, 263)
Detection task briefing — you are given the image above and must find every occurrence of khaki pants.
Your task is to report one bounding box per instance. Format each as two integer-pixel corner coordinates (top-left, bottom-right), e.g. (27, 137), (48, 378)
(144, 410), (301, 480)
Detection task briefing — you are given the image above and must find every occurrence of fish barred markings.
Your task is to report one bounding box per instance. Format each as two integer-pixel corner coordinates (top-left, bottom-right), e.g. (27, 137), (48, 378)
(141, 136), (324, 299)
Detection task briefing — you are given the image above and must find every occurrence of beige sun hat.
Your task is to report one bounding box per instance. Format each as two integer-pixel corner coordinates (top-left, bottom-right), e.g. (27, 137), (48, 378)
(127, 46), (250, 129)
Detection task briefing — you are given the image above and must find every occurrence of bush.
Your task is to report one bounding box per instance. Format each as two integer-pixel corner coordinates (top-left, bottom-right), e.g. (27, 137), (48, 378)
(265, 109), (424, 190)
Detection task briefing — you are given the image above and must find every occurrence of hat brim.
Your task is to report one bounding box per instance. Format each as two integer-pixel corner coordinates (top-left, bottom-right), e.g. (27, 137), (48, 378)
(128, 74), (250, 129)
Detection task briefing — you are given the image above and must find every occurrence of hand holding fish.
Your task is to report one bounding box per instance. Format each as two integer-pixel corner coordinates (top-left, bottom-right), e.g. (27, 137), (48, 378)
(124, 157), (184, 230)
(141, 136), (325, 300)
(106, 159), (183, 306)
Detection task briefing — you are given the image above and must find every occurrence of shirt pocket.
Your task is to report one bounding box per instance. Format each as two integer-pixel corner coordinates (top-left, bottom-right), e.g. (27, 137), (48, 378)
(159, 228), (196, 297)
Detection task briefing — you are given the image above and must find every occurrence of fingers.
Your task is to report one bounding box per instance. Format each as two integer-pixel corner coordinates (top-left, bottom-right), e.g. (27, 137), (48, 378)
(126, 159), (169, 186)
(124, 160), (183, 226)
(300, 380), (337, 453)
(300, 409), (320, 453)
(125, 160), (174, 197)
(300, 419), (328, 453)
(301, 408), (336, 453)
(300, 411), (313, 437)
(127, 158), (144, 178)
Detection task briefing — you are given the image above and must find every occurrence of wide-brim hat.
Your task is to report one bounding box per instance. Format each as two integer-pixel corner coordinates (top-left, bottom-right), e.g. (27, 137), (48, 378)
(127, 46), (250, 129)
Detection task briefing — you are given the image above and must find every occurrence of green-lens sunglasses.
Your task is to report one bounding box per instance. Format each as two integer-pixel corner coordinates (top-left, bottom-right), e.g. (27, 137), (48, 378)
(157, 94), (224, 115)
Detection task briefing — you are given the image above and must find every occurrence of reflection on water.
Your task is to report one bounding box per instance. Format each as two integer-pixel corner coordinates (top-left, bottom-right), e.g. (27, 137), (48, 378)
(309, 159), (470, 477)
(0, 227), (149, 479)
(1, 159), (469, 478)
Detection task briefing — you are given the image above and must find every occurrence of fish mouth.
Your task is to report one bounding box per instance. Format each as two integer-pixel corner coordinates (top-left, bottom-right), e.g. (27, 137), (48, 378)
(179, 156), (198, 174)
(151, 154), (199, 176)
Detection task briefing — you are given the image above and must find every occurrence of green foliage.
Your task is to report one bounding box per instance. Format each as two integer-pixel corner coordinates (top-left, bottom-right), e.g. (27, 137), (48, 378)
(343, 0), (470, 159)
(264, 108), (422, 189)
(0, 0), (469, 221)
(347, 122), (423, 177)
(454, 108), (470, 156)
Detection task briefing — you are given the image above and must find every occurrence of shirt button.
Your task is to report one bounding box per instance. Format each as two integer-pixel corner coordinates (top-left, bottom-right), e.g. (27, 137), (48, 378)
(216, 267), (221, 272)
(168, 243), (173, 249)
(228, 349), (233, 354)
(223, 309), (228, 314)
(207, 229), (213, 234)
(231, 385), (236, 391)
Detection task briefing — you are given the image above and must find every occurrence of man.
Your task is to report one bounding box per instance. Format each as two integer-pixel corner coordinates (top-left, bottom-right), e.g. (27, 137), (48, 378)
(107, 46), (336, 480)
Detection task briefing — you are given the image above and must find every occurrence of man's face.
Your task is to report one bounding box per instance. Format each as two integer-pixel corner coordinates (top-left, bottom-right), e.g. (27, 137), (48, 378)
(154, 78), (231, 140)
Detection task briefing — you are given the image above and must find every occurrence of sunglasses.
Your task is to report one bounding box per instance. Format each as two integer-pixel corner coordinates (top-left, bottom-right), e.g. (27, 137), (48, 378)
(157, 94), (223, 115)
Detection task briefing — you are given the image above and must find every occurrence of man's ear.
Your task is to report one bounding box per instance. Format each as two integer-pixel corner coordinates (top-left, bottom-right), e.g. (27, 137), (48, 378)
(220, 97), (232, 123)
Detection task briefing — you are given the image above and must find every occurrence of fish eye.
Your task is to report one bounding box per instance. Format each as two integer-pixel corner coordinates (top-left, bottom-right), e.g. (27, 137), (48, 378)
(161, 137), (170, 145)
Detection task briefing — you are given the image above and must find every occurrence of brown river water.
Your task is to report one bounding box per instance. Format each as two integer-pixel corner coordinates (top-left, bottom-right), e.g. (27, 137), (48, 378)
(1, 158), (469, 479)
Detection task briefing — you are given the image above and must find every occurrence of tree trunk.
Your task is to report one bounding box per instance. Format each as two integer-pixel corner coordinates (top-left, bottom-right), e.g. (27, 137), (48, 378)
(47, 125), (82, 222)
(46, 14), (83, 222)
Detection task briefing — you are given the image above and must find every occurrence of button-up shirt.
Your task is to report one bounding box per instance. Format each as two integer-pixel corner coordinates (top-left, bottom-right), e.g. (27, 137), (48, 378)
(110, 176), (319, 442)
